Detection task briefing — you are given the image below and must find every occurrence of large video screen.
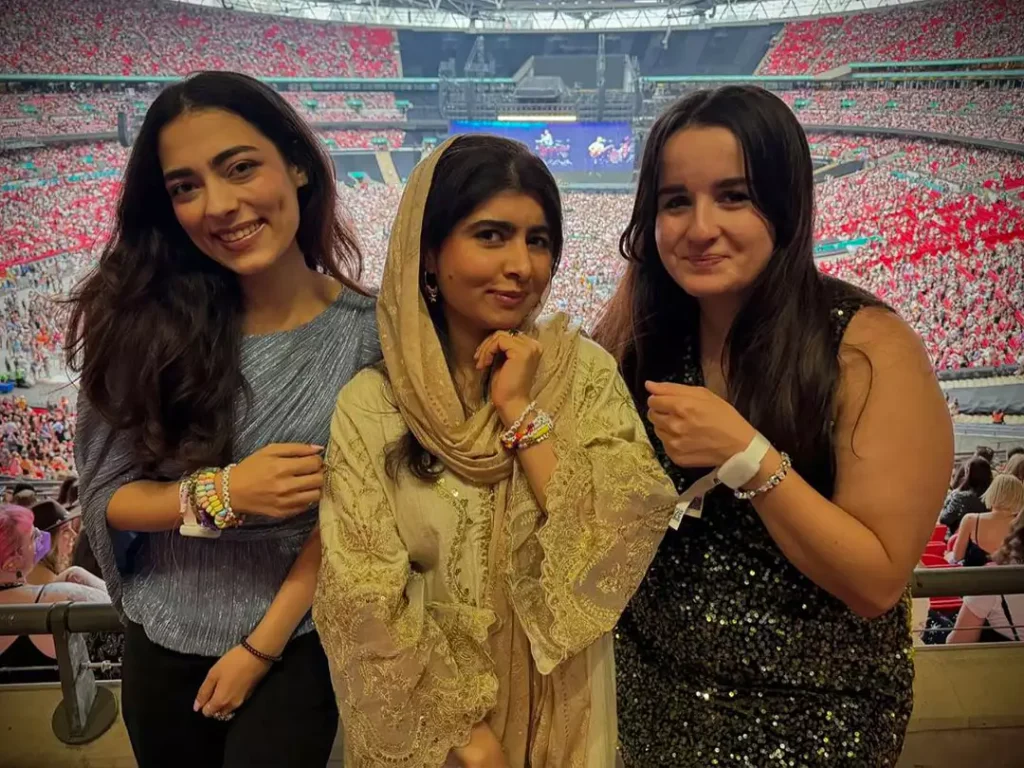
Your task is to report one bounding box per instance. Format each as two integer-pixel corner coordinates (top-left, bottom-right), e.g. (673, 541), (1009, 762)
(449, 120), (635, 172)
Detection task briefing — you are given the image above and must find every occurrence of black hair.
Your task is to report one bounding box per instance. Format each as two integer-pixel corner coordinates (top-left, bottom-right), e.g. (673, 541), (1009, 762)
(593, 86), (882, 495)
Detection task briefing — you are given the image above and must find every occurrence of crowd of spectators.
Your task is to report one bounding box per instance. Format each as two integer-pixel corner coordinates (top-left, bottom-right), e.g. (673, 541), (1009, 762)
(758, 0), (1024, 75)
(0, 0), (399, 78)
(783, 87), (1024, 145)
(0, 395), (75, 480)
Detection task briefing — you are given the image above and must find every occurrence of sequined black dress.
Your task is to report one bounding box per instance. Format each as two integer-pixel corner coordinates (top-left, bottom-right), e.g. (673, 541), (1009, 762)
(615, 300), (914, 768)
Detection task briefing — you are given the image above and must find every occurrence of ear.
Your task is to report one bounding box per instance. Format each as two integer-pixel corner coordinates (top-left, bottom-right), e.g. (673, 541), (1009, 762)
(422, 249), (438, 274)
(290, 166), (309, 188)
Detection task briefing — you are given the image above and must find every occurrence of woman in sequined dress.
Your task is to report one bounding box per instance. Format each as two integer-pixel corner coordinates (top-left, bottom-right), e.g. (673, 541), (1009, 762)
(594, 86), (954, 767)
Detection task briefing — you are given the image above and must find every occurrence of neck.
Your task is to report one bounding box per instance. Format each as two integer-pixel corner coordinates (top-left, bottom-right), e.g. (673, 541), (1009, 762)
(697, 294), (743, 363)
(239, 243), (334, 335)
(445, 316), (490, 411)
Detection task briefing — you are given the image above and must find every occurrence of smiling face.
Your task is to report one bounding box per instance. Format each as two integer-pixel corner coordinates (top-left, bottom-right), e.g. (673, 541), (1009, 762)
(427, 190), (554, 341)
(654, 125), (775, 301)
(158, 108), (308, 276)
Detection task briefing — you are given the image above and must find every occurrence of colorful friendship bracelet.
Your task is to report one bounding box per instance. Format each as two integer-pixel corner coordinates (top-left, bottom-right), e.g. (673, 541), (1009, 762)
(190, 465), (244, 530)
(501, 406), (554, 451)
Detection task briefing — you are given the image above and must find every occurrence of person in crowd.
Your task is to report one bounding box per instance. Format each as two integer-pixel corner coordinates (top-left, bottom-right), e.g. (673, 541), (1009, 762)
(594, 86), (953, 767)
(24, 499), (101, 589)
(947, 511), (1024, 644)
(949, 474), (1024, 567)
(1007, 446), (1024, 462)
(313, 135), (677, 768)
(57, 474), (79, 508)
(1004, 453), (1024, 483)
(941, 456), (994, 535)
(69, 71), (378, 767)
(951, 446), (996, 489)
(12, 486), (38, 509)
(0, 505), (109, 683)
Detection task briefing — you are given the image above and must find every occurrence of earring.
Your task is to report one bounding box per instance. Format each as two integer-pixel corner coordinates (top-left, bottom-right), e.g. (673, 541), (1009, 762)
(424, 273), (439, 304)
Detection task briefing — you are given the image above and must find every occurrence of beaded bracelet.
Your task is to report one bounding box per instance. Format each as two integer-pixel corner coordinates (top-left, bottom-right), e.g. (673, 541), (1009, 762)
(734, 452), (792, 501)
(500, 401), (537, 450)
(191, 467), (244, 530)
(178, 474), (221, 539)
(515, 411), (554, 450)
(240, 637), (282, 664)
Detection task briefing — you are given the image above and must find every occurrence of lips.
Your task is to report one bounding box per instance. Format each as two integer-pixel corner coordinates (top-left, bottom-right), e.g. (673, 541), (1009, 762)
(490, 290), (528, 307)
(213, 220), (265, 244)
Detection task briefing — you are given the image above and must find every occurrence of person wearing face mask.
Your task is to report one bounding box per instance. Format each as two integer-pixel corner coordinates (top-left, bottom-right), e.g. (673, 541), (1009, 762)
(312, 135), (677, 768)
(66, 72), (379, 767)
(594, 87), (953, 767)
(25, 499), (105, 590)
(0, 505), (109, 684)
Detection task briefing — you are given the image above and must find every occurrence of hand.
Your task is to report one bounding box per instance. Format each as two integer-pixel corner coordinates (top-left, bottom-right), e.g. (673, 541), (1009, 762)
(229, 443), (325, 518)
(55, 566), (107, 592)
(194, 645), (271, 720)
(475, 330), (542, 427)
(452, 723), (510, 768)
(645, 381), (757, 469)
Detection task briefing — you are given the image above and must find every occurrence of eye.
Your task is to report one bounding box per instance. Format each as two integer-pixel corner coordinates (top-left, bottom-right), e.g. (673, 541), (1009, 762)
(528, 234), (552, 250)
(229, 160), (259, 177)
(721, 190), (751, 204)
(168, 181), (197, 198)
(475, 229), (504, 244)
(662, 195), (690, 210)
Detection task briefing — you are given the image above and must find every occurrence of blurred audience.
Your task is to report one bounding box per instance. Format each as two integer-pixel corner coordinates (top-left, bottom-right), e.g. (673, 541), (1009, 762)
(941, 456), (995, 535)
(949, 474), (1024, 566)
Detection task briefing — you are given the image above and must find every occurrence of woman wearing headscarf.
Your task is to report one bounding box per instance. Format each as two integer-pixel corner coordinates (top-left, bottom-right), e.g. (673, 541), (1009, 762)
(313, 135), (677, 768)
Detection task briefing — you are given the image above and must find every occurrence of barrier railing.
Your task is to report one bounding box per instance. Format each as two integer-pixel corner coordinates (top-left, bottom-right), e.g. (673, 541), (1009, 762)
(1, 566), (1023, 747)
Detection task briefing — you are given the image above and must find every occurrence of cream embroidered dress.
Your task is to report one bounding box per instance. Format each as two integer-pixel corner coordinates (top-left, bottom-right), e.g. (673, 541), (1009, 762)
(312, 138), (676, 768)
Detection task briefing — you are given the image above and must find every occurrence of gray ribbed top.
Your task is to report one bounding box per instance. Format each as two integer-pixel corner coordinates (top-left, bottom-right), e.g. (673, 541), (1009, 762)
(76, 289), (379, 656)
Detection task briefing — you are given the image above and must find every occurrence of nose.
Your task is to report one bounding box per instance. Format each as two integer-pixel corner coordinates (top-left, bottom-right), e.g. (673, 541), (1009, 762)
(502, 237), (534, 283)
(203, 177), (240, 220)
(686, 197), (721, 245)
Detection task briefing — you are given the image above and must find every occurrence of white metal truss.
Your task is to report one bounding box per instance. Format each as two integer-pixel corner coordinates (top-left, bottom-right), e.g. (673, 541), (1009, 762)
(173, 0), (933, 31)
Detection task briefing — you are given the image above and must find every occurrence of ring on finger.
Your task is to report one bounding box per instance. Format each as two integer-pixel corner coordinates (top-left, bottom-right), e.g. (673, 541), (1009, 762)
(212, 711), (235, 722)
(507, 329), (522, 337)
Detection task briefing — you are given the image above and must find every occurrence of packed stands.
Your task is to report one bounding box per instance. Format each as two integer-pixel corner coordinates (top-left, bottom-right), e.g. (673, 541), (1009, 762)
(0, 394), (75, 479)
(758, 0), (1024, 75)
(0, 0), (399, 78)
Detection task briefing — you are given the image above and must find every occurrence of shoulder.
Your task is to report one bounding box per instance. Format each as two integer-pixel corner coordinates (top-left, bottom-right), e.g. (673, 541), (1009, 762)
(329, 288), (381, 367)
(838, 306), (935, 399)
(335, 366), (392, 416)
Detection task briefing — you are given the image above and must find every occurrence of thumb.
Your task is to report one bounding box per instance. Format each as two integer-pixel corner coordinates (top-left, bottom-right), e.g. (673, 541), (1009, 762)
(194, 669), (218, 712)
(263, 442), (325, 458)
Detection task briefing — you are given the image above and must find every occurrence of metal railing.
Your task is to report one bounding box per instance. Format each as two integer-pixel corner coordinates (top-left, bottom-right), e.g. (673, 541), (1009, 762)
(1, 566), (1023, 746)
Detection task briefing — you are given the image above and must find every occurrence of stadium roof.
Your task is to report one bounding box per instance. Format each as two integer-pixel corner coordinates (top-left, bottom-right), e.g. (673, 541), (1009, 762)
(178, 0), (930, 30)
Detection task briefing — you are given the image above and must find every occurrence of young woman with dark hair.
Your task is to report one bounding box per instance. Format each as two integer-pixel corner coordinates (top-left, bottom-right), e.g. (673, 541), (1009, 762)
(68, 71), (379, 767)
(313, 135), (676, 768)
(593, 86), (954, 766)
(941, 455), (994, 534)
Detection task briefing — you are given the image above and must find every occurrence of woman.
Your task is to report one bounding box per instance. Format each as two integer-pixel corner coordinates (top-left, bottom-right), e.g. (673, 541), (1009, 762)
(25, 499), (103, 589)
(1004, 453), (1024, 483)
(947, 510), (1024, 644)
(0, 505), (109, 683)
(69, 72), (378, 767)
(949, 474), (1024, 567)
(593, 86), (953, 767)
(313, 136), (676, 768)
(940, 456), (993, 535)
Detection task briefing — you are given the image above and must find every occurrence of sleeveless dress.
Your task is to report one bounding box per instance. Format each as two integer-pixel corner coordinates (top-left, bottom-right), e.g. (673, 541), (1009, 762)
(615, 298), (914, 768)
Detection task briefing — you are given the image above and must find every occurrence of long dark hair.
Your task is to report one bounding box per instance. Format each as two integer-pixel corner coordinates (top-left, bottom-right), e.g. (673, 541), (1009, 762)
(592, 86), (881, 495)
(65, 71), (366, 470)
(957, 456), (993, 495)
(385, 134), (564, 481)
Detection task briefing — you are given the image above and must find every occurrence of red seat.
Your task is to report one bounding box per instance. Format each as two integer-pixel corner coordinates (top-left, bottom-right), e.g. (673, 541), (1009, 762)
(920, 553), (949, 567)
(931, 525), (948, 542)
(918, 559), (964, 612)
(925, 541), (946, 557)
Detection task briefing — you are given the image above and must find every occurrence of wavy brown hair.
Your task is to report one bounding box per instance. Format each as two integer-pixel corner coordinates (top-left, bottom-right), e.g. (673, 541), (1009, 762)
(592, 86), (882, 495)
(65, 71), (366, 470)
(993, 512), (1024, 565)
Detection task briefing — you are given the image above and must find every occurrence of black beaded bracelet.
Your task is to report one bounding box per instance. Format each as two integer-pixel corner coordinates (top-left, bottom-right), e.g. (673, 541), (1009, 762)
(240, 637), (282, 664)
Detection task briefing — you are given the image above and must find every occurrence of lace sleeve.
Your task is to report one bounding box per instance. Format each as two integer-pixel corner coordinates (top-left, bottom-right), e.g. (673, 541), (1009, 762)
(313, 385), (499, 768)
(507, 343), (677, 675)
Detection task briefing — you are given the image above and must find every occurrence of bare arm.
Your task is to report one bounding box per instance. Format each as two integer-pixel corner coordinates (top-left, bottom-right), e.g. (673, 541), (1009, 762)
(106, 480), (181, 532)
(946, 601), (986, 644)
(747, 308), (954, 618)
(952, 514), (973, 562)
(246, 527), (321, 657)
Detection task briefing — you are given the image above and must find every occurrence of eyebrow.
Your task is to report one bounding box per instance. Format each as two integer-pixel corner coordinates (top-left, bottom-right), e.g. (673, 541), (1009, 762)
(657, 176), (748, 197)
(162, 145), (259, 183)
(468, 219), (551, 236)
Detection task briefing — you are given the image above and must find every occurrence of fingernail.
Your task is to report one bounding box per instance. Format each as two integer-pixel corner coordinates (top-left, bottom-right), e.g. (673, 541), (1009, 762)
(311, 445), (325, 452)
(193, 700), (200, 712)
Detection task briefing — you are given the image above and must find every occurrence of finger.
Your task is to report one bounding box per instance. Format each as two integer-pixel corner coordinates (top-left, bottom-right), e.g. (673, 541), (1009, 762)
(282, 454), (324, 477)
(476, 337), (499, 370)
(285, 471), (324, 494)
(202, 694), (228, 718)
(646, 395), (682, 415)
(264, 443), (325, 458)
(645, 381), (693, 396)
(194, 672), (218, 712)
(283, 488), (323, 514)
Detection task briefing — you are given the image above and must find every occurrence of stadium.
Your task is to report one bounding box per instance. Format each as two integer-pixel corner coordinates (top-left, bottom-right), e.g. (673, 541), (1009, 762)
(1, 0), (1022, 765)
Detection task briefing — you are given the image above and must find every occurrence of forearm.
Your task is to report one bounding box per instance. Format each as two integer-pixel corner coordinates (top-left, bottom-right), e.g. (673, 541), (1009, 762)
(107, 480), (181, 531)
(246, 527), (321, 657)
(749, 448), (906, 618)
(499, 398), (556, 509)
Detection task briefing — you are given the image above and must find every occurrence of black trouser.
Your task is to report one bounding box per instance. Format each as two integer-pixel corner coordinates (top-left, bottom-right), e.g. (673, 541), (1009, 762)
(121, 621), (339, 768)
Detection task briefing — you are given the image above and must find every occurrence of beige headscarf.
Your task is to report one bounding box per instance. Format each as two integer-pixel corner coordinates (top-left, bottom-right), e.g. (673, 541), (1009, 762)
(376, 136), (580, 484)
